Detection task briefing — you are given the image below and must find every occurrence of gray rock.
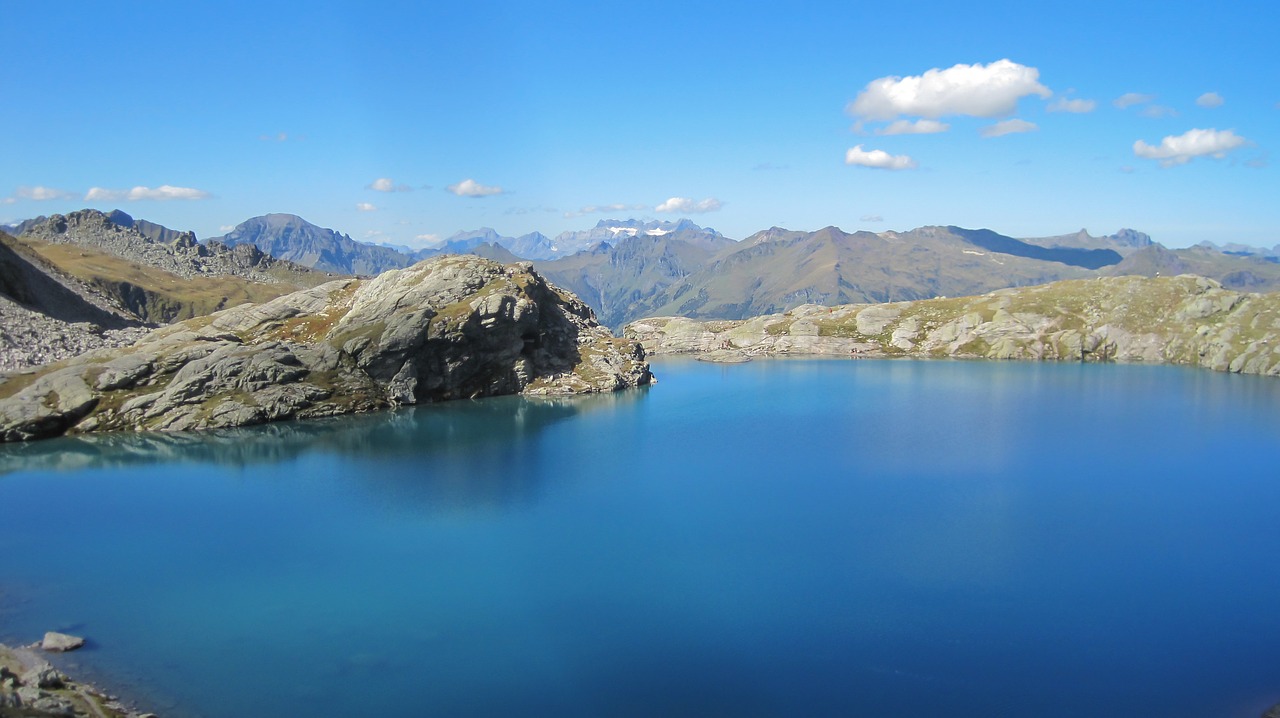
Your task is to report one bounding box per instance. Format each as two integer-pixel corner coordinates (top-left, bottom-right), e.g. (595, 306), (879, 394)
(39, 632), (85, 653)
(20, 661), (65, 688)
(0, 255), (651, 442)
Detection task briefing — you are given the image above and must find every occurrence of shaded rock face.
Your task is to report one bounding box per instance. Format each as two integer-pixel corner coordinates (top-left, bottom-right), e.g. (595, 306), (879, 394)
(0, 256), (652, 442)
(625, 274), (1280, 379)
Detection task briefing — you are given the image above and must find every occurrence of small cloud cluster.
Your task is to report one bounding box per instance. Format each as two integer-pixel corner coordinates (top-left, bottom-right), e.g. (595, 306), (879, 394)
(85, 185), (211, 201)
(259, 132), (291, 142)
(860, 214), (884, 222)
(356, 202), (377, 212)
(1113, 92), (1155, 109)
(1114, 92), (1176, 117)
(981, 119), (1038, 138)
(845, 145), (916, 170)
(1, 185), (74, 204)
(1140, 105), (1178, 119)
(1047, 97), (1096, 113)
(655, 197), (723, 213)
(564, 203), (648, 218)
(844, 60), (1055, 169)
(447, 179), (504, 197)
(367, 177), (413, 192)
(1196, 92), (1224, 108)
(848, 59), (1051, 123)
(875, 119), (950, 136)
(1133, 128), (1247, 167)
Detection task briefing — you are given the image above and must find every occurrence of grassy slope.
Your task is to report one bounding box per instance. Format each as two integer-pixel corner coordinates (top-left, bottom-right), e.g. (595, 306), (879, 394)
(20, 239), (321, 323)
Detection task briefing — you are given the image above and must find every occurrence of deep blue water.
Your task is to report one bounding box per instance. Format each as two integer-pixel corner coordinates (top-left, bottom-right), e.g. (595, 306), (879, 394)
(3, 358), (1280, 717)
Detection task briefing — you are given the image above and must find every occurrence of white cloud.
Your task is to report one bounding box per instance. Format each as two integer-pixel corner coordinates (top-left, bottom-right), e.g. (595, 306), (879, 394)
(219, 224), (236, 232)
(875, 119), (950, 135)
(356, 202), (377, 212)
(860, 214), (884, 222)
(415, 233), (441, 243)
(1047, 97), (1097, 113)
(6, 185), (74, 202)
(1133, 128), (1248, 167)
(847, 59), (1051, 122)
(1140, 104), (1178, 119)
(85, 185), (211, 201)
(1196, 92), (1224, 108)
(259, 132), (290, 142)
(564, 202), (649, 218)
(367, 177), (412, 192)
(1114, 92), (1155, 109)
(654, 197), (724, 213)
(447, 179), (505, 197)
(844, 145), (917, 170)
(980, 119), (1038, 138)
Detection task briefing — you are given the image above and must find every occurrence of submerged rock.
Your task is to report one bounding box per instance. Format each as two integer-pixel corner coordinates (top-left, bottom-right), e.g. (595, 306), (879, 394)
(0, 255), (652, 442)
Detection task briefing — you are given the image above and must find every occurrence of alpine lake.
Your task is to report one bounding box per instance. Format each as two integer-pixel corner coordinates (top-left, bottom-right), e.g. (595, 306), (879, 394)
(3, 357), (1280, 718)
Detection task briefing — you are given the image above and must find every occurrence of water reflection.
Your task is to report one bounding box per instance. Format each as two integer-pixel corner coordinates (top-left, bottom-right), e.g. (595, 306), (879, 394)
(0, 387), (649, 476)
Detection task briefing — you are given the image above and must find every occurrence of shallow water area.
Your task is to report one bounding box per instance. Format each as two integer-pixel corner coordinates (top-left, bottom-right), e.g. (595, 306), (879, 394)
(3, 357), (1280, 717)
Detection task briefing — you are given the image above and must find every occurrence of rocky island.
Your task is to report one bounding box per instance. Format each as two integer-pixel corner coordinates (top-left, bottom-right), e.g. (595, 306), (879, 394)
(625, 274), (1280, 377)
(0, 255), (651, 442)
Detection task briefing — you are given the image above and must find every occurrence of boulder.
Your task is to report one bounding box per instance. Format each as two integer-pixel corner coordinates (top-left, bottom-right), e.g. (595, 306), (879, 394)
(40, 632), (85, 653)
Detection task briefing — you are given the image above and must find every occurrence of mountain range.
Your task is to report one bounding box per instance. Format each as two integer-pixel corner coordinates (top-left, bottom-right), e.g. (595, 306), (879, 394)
(6, 209), (1279, 338)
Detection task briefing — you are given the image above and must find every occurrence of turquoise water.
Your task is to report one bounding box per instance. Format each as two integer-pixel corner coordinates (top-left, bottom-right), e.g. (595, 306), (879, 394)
(3, 358), (1280, 717)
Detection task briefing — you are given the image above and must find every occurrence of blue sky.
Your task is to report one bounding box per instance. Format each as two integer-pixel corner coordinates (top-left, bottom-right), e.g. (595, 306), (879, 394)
(1, 1), (1276, 248)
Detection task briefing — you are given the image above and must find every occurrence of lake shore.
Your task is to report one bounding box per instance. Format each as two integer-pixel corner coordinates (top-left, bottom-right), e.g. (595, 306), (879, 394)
(0, 641), (153, 718)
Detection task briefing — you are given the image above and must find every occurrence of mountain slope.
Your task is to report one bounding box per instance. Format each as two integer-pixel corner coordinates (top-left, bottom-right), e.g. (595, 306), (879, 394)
(535, 232), (731, 329)
(1104, 245), (1280, 291)
(637, 225), (1104, 324)
(14, 209), (334, 323)
(210, 214), (413, 275)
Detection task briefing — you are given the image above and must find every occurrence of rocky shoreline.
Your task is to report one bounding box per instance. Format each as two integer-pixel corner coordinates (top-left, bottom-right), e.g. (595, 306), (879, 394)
(0, 255), (651, 442)
(1, 637), (154, 718)
(625, 274), (1280, 378)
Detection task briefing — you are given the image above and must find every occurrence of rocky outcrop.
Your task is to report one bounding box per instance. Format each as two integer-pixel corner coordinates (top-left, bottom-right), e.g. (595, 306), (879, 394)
(624, 274), (1280, 378)
(1, 642), (148, 717)
(18, 209), (324, 283)
(0, 255), (652, 442)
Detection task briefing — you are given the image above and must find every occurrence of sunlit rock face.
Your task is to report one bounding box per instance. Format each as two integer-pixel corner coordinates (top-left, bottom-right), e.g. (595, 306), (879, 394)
(0, 255), (652, 442)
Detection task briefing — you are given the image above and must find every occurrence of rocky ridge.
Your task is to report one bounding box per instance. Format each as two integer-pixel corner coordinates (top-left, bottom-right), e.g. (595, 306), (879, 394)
(0, 231), (149, 372)
(19, 209), (322, 283)
(624, 274), (1280, 377)
(0, 255), (651, 442)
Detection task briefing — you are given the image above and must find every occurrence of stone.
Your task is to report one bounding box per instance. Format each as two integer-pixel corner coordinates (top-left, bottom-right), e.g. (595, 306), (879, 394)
(20, 661), (65, 689)
(40, 632), (85, 652)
